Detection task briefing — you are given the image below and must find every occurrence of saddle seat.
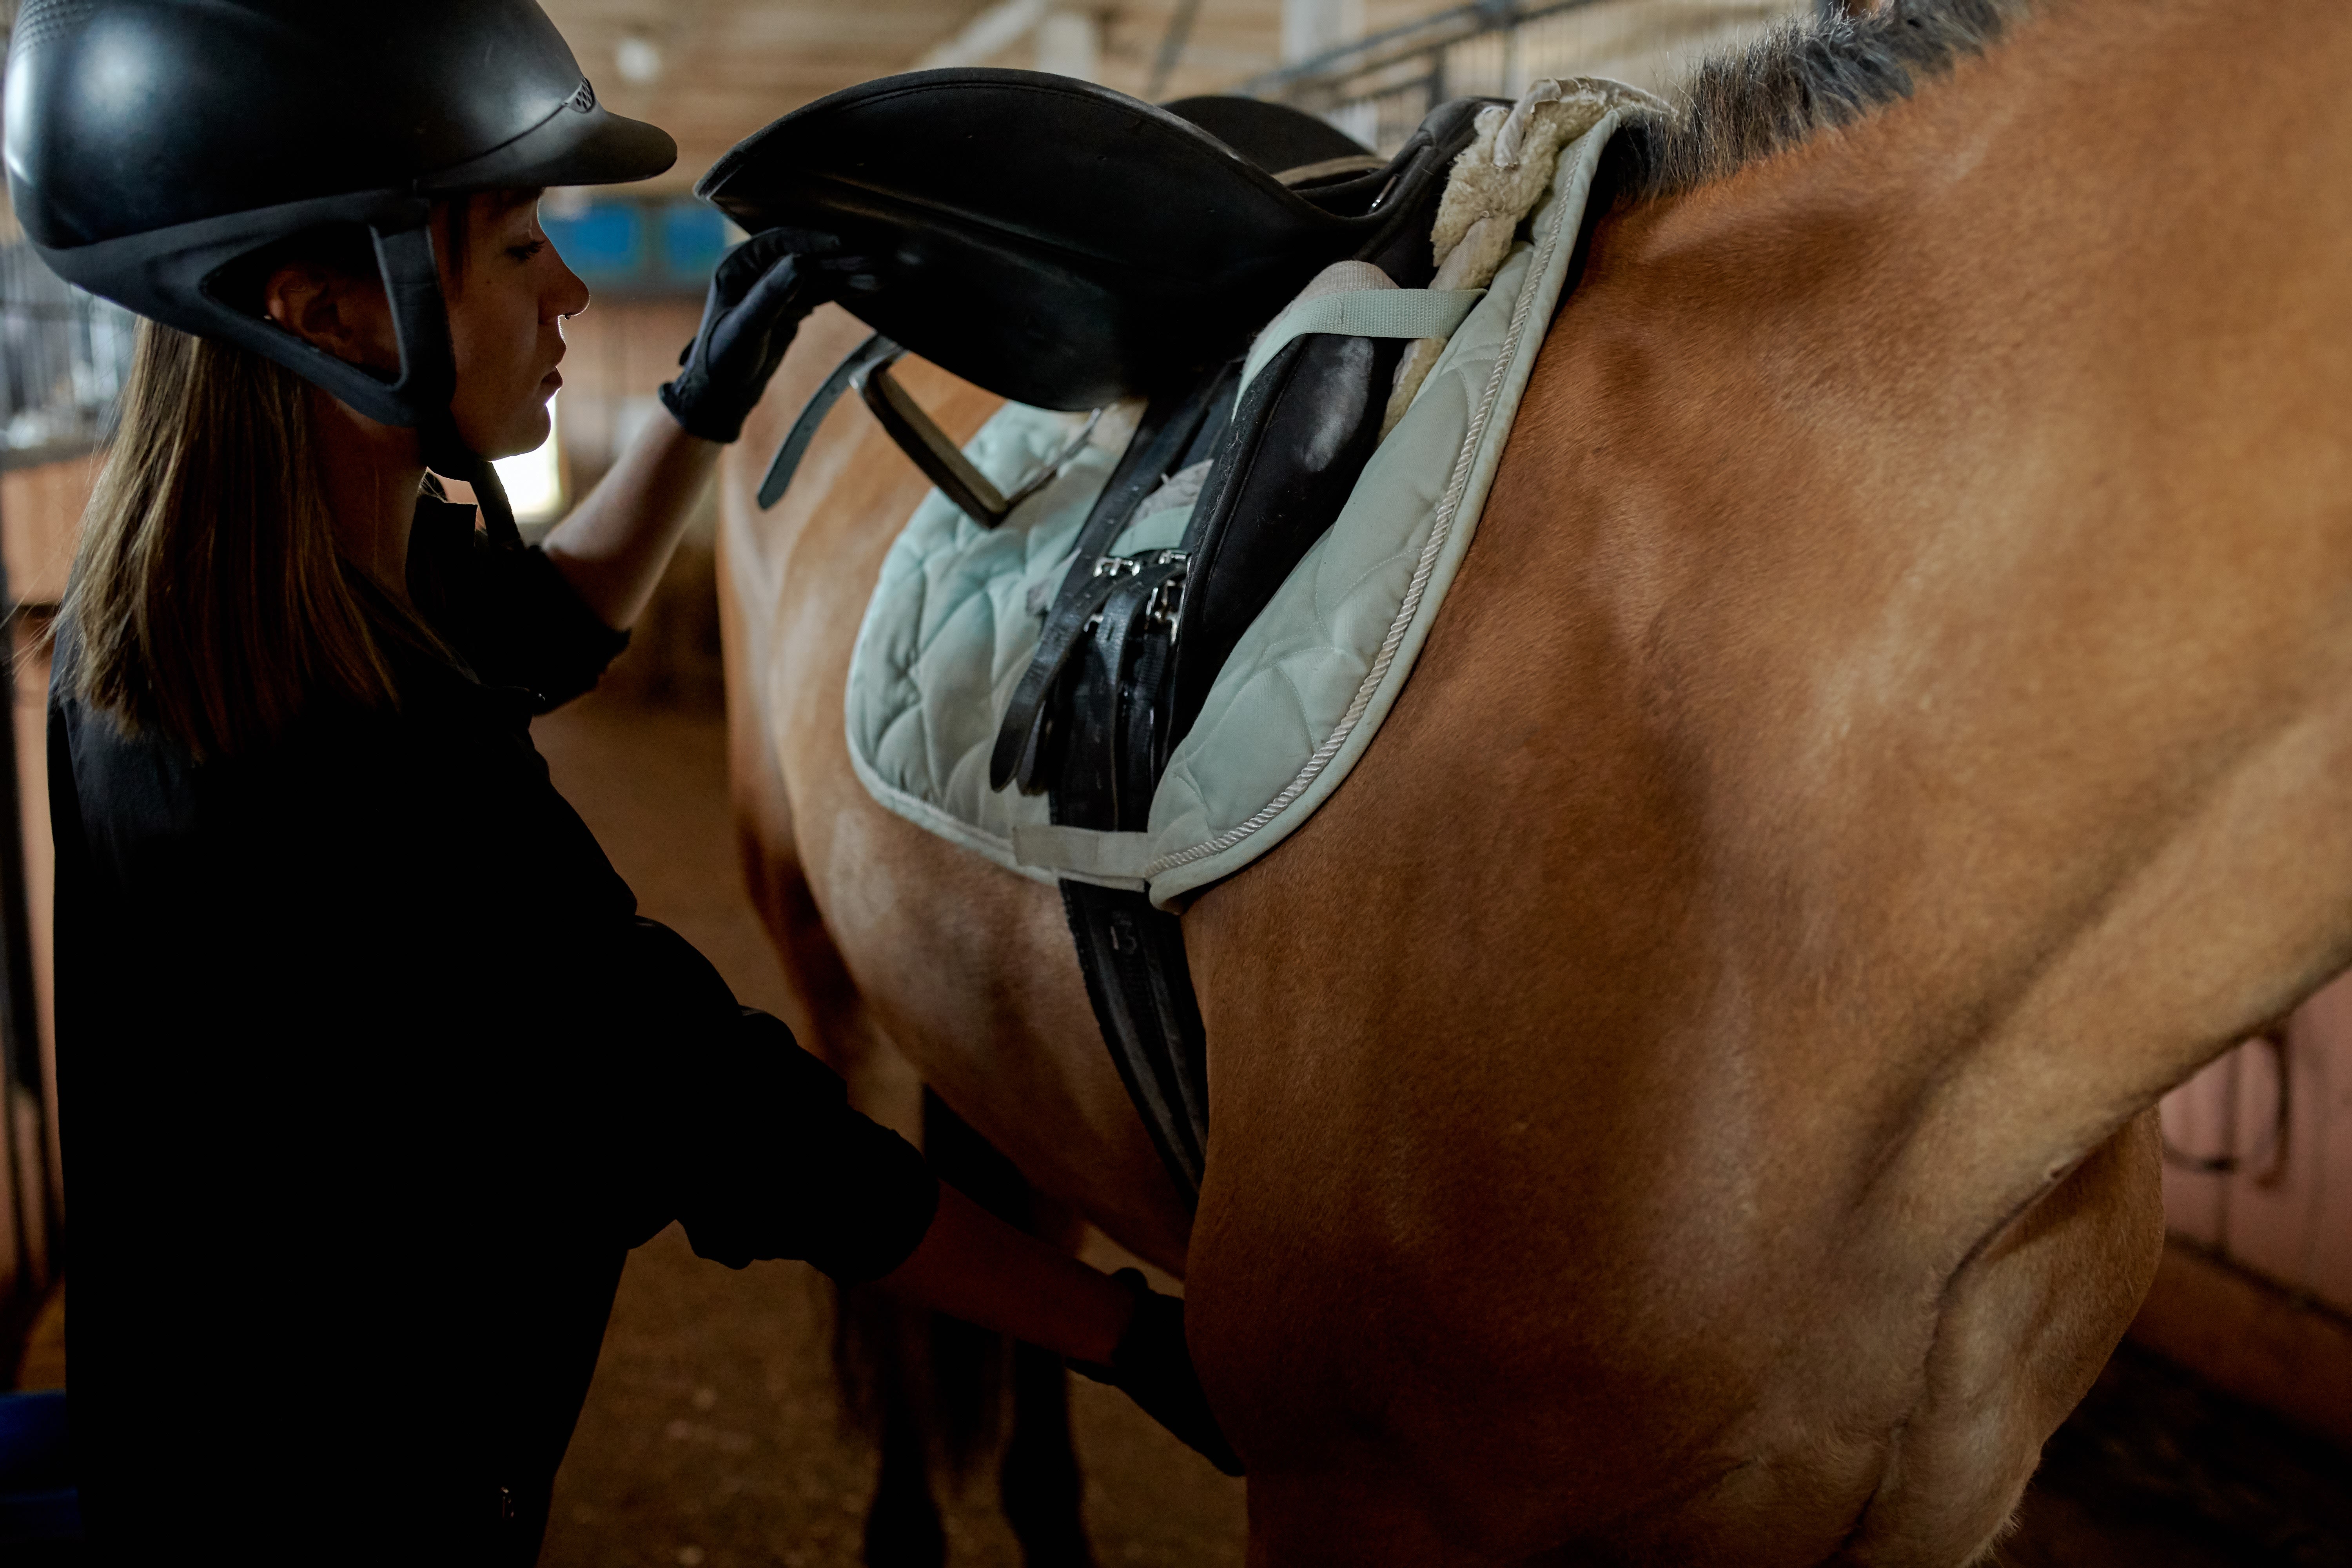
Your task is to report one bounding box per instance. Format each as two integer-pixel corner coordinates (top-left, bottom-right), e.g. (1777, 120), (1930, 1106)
(697, 68), (1453, 410)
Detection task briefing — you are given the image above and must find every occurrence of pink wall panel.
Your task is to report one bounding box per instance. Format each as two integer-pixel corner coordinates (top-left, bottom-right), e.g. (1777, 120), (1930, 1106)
(2160, 971), (2352, 1314)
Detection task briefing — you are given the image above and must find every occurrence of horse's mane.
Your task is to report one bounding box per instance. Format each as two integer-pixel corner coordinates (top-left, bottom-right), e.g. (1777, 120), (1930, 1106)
(1615, 0), (2036, 198)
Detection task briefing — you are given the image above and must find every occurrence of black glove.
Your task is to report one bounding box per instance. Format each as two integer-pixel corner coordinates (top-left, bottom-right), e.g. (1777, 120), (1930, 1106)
(1070, 1269), (1245, 1476)
(658, 228), (838, 444)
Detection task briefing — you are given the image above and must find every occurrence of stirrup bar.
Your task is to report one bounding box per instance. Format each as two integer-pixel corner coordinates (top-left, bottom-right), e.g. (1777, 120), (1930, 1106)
(860, 360), (1100, 530)
(760, 332), (1101, 530)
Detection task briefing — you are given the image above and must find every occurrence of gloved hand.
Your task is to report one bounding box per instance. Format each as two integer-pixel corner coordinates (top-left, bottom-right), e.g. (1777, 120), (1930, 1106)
(658, 228), (844, 443)
(1069, 1269), (1245, 1476)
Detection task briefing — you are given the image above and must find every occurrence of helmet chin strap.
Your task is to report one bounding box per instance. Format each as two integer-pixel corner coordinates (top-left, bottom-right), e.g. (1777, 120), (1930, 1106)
(376, 216), (525, 551)
(423, 419), (523, 550)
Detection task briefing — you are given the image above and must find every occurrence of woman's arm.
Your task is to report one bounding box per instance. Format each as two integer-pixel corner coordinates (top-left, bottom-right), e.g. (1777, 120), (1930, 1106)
(876, 1187), (1245, 1475)
(540, 413), (719, 630)
(879, 1183), (1135, 1363)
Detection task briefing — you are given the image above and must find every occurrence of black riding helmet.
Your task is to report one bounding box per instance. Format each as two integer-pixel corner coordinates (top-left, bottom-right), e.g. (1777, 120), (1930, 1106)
(2, 0), (676, 539)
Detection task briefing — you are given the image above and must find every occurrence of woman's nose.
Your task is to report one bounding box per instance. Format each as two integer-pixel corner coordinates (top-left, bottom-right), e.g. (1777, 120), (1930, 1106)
(548, 255), (591, 322)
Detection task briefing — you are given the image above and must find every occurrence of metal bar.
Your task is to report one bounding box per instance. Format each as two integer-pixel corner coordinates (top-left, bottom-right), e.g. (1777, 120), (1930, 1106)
(859, 360), (1013, 526)
(1239, 0), (1609, 98)
(1145, 0), (1205, 98)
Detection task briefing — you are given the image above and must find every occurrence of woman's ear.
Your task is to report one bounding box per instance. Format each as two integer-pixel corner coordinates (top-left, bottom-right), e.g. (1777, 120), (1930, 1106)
(263, 263), (397, 373)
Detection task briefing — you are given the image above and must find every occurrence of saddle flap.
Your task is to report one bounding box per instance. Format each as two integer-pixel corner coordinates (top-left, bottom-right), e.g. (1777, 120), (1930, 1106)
(697, 69), (1380, 410)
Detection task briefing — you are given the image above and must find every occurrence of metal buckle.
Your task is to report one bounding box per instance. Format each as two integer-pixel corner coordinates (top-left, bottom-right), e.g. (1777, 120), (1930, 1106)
(1083, 550), (1190, 634)
(1144, 552), (1188, 633)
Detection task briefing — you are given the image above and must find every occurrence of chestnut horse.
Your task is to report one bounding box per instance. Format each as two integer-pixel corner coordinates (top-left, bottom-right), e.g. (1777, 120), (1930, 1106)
(715, 1), (2352, 1560)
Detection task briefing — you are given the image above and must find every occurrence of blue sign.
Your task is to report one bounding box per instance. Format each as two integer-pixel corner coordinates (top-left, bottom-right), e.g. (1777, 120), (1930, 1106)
(542, 198), (736, 296)
(543, 203), (644, 283)
(661, 202), (734, 279)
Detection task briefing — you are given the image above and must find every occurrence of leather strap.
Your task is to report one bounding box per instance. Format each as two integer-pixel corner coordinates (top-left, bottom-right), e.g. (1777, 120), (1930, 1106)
(759, 331), (901, 509)
(1052, 557), (1210, 1199)
(989, 367), (1232, 794)
(995, 564), (1128, 795)
(1060, 882), (1209, 1193)
(861, 361), (1105, 530)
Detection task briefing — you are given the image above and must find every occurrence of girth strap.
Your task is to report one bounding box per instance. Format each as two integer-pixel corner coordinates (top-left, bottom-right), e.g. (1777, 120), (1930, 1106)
(1061, 883), (1209, 1192)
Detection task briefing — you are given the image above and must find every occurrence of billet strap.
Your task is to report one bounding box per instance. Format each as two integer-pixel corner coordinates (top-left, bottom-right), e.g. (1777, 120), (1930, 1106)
(988, 368), (1234, 795)
(759, 332), (901, 509)
(1238, 287), (1485, 403)
(992, 564), (1128, 793)
(860, 359), (1009, 523)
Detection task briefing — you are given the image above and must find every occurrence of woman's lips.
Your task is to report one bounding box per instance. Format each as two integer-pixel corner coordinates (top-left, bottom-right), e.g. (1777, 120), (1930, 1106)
(541, 368), (564, 392)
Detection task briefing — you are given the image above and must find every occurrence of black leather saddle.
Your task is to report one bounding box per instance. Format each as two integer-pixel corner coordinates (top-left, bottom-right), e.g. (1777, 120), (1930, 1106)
(725, 74), (1499, 1204)
(700, 67), (1407, 410)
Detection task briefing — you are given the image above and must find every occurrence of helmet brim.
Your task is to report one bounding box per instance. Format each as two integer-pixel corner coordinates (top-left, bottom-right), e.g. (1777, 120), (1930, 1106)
(422, 102), (678, 195)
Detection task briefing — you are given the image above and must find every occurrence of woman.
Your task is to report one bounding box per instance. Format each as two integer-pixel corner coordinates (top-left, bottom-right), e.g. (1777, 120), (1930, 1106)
(6, 2), (1234, 1559)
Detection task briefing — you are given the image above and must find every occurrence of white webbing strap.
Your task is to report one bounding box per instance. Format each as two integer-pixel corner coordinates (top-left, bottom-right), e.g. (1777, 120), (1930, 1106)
(1238, 288), (1485, 403)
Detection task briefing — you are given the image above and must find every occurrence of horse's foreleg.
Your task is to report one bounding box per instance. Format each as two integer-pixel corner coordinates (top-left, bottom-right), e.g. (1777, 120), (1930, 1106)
(840, 1282), (949, 1568)
(1000, 1339), (1092, 1568)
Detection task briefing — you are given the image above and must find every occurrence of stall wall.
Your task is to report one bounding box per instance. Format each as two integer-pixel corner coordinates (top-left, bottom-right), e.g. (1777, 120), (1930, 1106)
(2137, 982), (2352, 1446)
(2161, 983), (2352, 1313)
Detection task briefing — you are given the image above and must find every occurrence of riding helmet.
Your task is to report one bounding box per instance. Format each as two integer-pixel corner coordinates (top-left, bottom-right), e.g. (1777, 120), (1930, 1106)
(2, 0), (675, 524)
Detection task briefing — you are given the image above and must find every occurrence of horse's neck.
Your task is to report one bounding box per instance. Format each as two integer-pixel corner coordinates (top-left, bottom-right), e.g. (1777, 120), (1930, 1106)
(1498, 0), (2352, 1236)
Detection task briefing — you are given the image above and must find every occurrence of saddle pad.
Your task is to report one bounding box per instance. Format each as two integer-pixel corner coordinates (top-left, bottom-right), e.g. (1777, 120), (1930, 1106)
(845, 105), (1632, 908)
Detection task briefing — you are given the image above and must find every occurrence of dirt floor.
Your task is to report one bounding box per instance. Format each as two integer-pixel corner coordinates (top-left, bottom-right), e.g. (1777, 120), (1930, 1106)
(509, 690), (2352, 1567)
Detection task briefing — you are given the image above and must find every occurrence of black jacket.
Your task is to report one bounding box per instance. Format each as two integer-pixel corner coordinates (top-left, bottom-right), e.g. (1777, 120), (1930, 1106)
(48, 499), (938, 1562)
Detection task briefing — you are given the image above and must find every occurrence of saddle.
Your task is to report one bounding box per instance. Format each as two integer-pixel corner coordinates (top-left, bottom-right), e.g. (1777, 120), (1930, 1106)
(708, 71), (1500, 1201)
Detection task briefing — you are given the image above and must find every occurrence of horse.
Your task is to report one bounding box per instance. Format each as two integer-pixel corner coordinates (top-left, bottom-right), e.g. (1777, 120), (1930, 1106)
(714, 0), (2352, 1560)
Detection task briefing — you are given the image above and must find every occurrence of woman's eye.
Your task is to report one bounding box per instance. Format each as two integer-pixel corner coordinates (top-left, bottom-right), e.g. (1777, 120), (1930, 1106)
(508, 240), (548, 263)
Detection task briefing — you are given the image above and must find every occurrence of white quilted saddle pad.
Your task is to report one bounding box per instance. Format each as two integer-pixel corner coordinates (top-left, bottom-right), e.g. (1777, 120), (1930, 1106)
(845, 105), (1632, 909)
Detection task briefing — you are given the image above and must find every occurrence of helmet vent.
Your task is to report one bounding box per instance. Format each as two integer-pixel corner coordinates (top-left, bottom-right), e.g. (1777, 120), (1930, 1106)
(11, 0), (94, 56)
(569, 80), (597, 114)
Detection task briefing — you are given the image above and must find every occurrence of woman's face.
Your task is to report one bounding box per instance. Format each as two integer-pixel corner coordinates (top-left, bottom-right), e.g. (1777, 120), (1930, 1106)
(264, 190), (591, 461)
(442, 192), (592, 461)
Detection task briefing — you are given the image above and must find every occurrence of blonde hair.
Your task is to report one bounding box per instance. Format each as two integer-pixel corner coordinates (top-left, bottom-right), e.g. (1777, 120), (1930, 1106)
(60, 319), (402, 760)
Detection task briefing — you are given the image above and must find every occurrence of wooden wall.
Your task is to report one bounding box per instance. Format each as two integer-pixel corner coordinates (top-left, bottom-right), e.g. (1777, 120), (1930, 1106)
(2136, 987), (2352, 1445)
(0, 450), (91, 1328)
(2161, 989), (2352, 1314)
